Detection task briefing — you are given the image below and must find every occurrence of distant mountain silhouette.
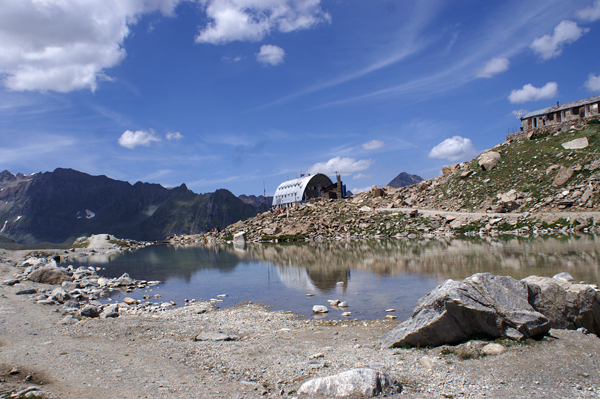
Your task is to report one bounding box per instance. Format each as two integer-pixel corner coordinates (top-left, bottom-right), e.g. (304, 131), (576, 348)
(0, 168), (269, 245)
(387, 172), (424, 188)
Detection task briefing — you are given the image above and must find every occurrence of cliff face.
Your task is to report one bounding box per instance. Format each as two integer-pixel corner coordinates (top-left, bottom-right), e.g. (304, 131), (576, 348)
(0, 168), (265, 244)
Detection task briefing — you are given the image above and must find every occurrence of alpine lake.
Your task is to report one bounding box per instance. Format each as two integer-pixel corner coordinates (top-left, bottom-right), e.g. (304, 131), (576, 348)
(61, 234), (600, 321)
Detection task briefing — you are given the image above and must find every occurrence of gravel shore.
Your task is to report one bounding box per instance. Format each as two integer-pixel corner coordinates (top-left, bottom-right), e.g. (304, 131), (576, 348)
(1, 249), (599, 398)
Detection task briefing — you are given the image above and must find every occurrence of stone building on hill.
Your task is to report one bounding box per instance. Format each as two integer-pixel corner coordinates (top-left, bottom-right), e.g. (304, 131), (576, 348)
(520, 95), (600, 131)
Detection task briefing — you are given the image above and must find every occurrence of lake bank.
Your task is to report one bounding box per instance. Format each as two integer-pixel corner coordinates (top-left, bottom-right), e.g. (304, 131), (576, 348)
(1, 244), (600, 398)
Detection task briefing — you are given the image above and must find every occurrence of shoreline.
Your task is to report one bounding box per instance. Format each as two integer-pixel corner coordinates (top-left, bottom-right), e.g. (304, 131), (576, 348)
(1, 243), (600, 398)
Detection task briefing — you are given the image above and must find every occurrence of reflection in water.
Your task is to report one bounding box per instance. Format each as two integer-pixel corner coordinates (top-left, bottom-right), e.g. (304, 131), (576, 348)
(61, 235), (600, 320)
(225, 235), (600, 288)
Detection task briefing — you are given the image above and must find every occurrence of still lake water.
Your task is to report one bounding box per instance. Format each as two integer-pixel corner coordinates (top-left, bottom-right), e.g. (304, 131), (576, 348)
(61, 235), (600, 321)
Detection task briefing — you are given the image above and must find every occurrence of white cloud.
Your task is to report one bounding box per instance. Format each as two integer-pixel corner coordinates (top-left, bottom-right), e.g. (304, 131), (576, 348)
(118, 130), (161, 149)
(307, 157), (374, 176)
(508, 82), (558, 103)
(476, 57), (510, 78)
(166, 131), (183, 141)
(584, 73), (600, 92)
(577, 0), (600, 22)
(0, 0), (181, 92)
(428, 136), (477, 162)
(361, 139), (384, 151)
(352, 173), (372, 180)
(256, 45), (285, 66)
(195, 0), (331, 45)
(351, 186), (372, 194)
(530, 20), (588, 60)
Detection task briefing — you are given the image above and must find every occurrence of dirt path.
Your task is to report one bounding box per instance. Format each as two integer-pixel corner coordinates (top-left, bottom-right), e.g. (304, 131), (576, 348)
(1, 251), (600, 398)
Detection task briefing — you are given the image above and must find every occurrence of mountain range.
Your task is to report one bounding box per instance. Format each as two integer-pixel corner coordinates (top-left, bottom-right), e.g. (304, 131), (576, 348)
(0, 168), (271, 245)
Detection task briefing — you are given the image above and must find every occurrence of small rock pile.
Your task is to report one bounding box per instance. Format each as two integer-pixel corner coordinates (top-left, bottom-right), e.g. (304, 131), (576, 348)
(6, 256), (163, 319)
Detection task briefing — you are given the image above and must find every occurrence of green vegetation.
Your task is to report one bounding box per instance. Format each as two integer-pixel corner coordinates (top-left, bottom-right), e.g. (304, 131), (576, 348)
(438, 120), (600, 212)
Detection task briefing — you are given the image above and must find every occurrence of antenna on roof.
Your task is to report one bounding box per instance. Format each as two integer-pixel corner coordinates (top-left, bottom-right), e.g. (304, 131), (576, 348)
(263, 180), (266, 201)
(517, 112), (522, 120)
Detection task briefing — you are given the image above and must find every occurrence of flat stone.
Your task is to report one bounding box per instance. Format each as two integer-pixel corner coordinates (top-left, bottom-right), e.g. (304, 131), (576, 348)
(421, 356), (443, 369)
(3, 279), (19, 286)
(15, 288), (37, 295)
(193, 332), (239, 341)
(562, 137), (588, 149)
(27, 265), (72, 285)
(552, 166), (574, 187)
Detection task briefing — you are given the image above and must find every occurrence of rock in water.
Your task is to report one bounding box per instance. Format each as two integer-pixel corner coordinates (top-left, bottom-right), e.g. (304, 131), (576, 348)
(298, 368), (400, 397)
(380, 273), (550, 348)
(233, 231), (246, 244)
(523, 275), (600, 335)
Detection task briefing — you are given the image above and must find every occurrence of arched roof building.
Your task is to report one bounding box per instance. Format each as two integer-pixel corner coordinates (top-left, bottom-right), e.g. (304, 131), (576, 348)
(272, 173), (333, 208)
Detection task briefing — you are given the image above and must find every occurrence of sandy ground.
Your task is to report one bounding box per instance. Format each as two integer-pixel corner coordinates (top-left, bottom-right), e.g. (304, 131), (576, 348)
(1, 249), (600, 399)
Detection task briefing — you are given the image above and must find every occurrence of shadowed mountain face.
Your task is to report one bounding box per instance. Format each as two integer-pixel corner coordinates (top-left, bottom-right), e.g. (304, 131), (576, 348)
(0, 168), (268, 244)
(387, 172), (423, 188)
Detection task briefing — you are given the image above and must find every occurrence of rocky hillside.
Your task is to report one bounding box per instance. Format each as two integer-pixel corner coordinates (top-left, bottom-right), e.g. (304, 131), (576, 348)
(0, 168), (268, 245)
(387, 172), (423, 188)
(195, 117), (600, 243)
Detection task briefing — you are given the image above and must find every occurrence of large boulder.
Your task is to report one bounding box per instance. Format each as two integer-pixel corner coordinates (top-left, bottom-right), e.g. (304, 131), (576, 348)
(233, 231), (246, 244)
(478, 151), (501, 171)
(523, 274), (600, 335)
(380, 273), (550, 348)
(298, 368), (400, 397)
(27, 265), (72, 285)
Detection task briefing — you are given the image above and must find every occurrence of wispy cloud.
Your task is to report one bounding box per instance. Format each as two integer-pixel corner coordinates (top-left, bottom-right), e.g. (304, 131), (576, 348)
(256, 45), (285, 66)
(476, 57), (510, 78)
(584, 73), (600, 92)
(307, 157), (374, 176)
(362, 139), (385, 151)
(118, 130), (161, 149)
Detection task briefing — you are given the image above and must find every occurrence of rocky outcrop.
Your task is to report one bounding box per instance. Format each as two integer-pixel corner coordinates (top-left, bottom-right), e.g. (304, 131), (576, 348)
(523, 273), (600, 335)
(380, 273), (550, 348)
(478, 151), (501, 171)
(298, 368), (400, 397)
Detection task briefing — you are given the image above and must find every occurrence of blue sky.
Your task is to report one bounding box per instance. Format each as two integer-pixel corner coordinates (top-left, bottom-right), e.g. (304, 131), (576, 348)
(1, 0), (600, 195)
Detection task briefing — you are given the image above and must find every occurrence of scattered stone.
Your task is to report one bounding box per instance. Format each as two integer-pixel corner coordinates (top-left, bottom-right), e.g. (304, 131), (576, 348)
(385, 309), (395, 312)
(100, 304), (119, 319)
(552, 272), (574, 282)
(421, 356), (443, 369)
(298, 368), (400, 398)
(309, 352), (324, 359)
(552, 166), (574, 187)
(338, 301), (348, 307)
(313, 305), (329, 313)
(123, 297), (138, 305)
(3, 279), (19, 286)
(114, 273), (134, 286)
(80, 304), (100, 318)
(481, 343), (507, 356)
(58, 315), (76, 325)
(341, 312), (352, 317)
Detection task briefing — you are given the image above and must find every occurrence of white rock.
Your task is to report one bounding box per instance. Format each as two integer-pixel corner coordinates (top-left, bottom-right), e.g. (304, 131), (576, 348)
(420, 356), (443, 369)
(298, 368), (398, 397)
(481, 343), (507, 356)
(561, 137), (588, 149)
(313, 305), (328, 313)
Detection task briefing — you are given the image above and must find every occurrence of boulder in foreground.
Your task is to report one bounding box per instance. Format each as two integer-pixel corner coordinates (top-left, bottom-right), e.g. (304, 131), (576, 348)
(380, 273), (550, 348)
(298, 368), (400, 397)
(523, 274), (600, 335)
